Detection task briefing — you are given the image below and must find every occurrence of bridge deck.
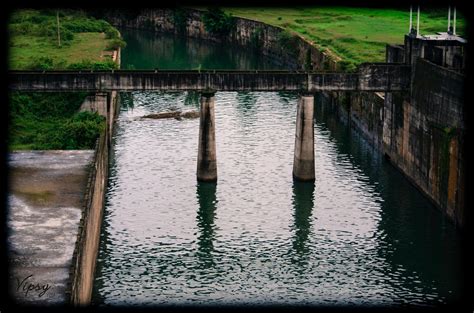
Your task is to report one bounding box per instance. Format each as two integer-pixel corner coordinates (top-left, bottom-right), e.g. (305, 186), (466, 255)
(9, 64), (411, 92)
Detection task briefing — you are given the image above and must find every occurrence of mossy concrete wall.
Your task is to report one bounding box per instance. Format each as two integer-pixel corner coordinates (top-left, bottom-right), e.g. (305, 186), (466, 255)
(382, 58), (465, 228)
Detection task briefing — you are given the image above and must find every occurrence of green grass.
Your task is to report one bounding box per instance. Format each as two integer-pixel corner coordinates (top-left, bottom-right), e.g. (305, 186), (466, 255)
(8, 9), (115, 150)
(9, 32), (114, 70)
(214, 7), (466, 68)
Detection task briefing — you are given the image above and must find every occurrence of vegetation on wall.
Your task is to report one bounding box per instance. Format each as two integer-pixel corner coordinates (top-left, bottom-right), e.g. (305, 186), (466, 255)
(304, 48), (312, 71)
(277, 30), (299, 57)
(173, 8), (189, 33)
(249, 26), (264, 50)
(201, 8), (236, 36)
(438, 126), (458, 207)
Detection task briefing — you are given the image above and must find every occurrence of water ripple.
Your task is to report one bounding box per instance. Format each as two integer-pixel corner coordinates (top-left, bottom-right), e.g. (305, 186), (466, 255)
(93, 90), (462, 306)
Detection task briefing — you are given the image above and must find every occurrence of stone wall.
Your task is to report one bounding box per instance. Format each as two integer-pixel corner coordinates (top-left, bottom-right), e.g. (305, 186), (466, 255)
(382, 58), (465, 228)
(104, 8), (338, 71)
(324, 42), (465, 229)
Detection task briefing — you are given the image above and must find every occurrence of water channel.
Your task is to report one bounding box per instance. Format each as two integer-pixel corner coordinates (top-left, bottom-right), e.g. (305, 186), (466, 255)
(92, 28), (463, 306)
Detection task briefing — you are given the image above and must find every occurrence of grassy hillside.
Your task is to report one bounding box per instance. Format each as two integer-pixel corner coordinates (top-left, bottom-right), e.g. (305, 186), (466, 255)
(9, 9), (125, 70)
(220, 7), (466, 69)
(7, 9), (124, 150)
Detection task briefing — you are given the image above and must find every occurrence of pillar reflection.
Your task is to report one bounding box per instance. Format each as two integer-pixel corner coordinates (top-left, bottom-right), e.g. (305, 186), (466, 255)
(291, 180), (315, 260)
(195, 181), (218, 268)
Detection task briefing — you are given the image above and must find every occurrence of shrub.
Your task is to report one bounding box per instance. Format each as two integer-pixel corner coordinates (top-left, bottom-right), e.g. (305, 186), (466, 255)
(62, 18), (110, 33)
(277, 30), (299, 54)
(29, 56), (54, 70)
(201, 8), (235, 36)
(67, 59), (117, 70)
(62, 111), (106, 149)
(9, 22), (37, 35)
(37, 20), (75, 42)
(105, 27), (120, 39)
(250, 26), (264, 50)
(173, 8), (188, 33)
(105, 38), (126, 51)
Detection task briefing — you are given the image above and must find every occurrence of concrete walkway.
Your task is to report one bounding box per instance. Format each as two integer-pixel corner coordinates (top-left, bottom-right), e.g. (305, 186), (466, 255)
(7, 150), (94, 305)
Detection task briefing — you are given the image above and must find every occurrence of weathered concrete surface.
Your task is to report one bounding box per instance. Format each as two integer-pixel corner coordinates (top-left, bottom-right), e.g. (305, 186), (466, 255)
(69, 133), (109, 306)
(382, 58), (465, 227)
(79, 92), (108, 116)
(293, 95), (315, 181)
(68, 45), (121, 306)
(8, 65), (411, 92)
(7, 150), (94, 305)
(197, 93), (217, 182)
(326, 50), (466, 228)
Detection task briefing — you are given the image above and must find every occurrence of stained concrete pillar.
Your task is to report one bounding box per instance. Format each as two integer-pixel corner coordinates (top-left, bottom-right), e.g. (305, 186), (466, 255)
(293, 94), (315, 181)
(197, 90), (217, 182)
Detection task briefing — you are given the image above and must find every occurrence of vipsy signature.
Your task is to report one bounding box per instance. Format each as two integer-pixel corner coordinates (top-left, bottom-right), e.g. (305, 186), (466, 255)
(16, 274), (51, 297)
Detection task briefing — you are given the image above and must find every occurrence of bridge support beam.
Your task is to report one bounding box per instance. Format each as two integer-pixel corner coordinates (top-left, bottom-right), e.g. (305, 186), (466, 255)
(197, 91), (217, 182)
(293, 94), (315, 181)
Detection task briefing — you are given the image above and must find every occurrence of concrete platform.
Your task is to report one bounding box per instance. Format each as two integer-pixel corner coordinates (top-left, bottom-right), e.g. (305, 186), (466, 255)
(7, 150), (94, 305)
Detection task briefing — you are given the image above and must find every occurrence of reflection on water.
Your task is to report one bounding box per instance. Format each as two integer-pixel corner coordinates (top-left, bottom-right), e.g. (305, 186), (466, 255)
(92, 29), (462, 306)
(196, 182), (218, 268)
(121, 28), (277, 70)
(291, 181), (314, 260)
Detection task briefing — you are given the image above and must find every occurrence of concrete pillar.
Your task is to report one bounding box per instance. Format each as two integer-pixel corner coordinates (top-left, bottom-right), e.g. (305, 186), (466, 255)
(293, 94), (315, 181)
(197, 91), (217, 182)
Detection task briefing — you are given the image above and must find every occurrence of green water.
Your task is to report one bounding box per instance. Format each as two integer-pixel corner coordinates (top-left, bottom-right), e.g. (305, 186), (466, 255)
(92, 29), (463, 306)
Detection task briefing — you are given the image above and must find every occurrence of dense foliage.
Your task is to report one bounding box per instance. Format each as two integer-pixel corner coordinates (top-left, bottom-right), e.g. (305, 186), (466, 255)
(9, 9), (114, 45)
(9, 92), (106, 150)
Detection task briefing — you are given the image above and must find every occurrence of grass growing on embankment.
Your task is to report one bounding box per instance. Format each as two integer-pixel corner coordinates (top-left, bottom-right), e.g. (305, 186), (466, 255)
(8, 9), (125, 70)
(8, 9), (123, 150)
(220, 7), (466, 70)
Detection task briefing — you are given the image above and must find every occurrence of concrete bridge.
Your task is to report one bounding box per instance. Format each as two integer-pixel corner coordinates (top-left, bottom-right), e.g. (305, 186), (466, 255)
(8, 64), (411, 182)
(8, 63), (410, 92)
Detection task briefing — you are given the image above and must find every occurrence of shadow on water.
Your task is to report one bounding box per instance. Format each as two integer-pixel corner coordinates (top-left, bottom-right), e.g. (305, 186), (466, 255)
(314, 92), (463, 304)
(195, 182), (218, 269)
(291, 180), (315, 264)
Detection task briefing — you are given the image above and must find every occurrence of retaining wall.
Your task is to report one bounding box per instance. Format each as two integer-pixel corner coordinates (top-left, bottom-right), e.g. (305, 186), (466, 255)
(67, 48), (121, 305)
(104, 8), (338, 71)
(382, 58), (465, 228)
